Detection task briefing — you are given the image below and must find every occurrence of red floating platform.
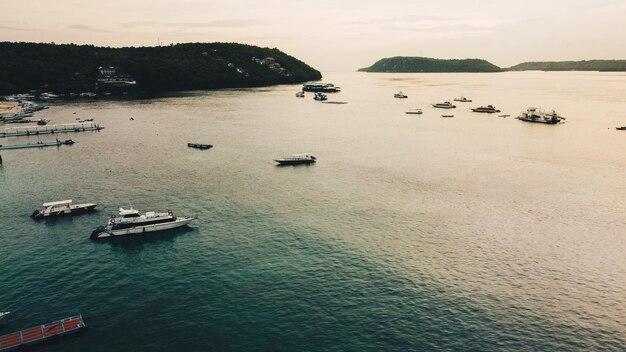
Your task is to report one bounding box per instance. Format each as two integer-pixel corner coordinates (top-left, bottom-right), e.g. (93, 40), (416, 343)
(0, 314), (86, 351)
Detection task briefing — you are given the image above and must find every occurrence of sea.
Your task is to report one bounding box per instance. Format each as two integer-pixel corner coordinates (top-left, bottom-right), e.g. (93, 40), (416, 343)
(1, 71), (625, 351)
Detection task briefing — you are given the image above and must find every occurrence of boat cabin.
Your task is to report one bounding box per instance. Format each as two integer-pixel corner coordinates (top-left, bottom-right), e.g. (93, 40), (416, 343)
(42, 200), (73, 214)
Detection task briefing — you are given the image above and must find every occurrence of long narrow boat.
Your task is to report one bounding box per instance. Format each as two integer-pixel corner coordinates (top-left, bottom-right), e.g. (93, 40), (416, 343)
(0, 315), (86, 352)
(31, 200), (98, 219)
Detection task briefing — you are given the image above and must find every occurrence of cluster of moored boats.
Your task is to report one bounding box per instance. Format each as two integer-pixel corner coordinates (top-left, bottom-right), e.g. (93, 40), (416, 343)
(29, 199), (195, 240)
(395, 93), (565, 124)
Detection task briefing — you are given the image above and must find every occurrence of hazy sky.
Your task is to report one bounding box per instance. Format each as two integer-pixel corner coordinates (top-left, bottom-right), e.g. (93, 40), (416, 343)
(2, 0), (626, 71)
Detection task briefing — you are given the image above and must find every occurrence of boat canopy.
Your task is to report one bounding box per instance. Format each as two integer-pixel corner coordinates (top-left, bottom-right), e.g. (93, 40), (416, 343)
(119, 208), (140, 216)
(43, 200), (72, 207)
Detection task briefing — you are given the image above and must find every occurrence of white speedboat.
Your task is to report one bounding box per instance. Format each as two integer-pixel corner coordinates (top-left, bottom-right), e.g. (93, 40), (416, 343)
(405, 109), (423, 114)
(0, 311), (10, 324)
(432, 101), (456, 109)
(90, 208), (194, 240)
(31, 200), (97, 219)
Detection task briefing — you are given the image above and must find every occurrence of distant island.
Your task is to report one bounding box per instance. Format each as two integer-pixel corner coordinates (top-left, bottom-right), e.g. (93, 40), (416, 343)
(359, 56), (626, 73)
(0, 42), (321, 95)
(358, 56), (502, 73)
(505, 60), (626, 72)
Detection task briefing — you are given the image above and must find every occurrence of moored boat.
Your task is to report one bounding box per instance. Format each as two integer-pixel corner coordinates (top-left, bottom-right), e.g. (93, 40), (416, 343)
(187, 143), (213, 149)
(516, 107), (564, 124)
(615, 126), (626, 130)
(313, 92), (328, 101)
(442, 114), (454, 118)
(453, 97), (472, 102)
(302, 83), (340, 93)
(405, 109), (423, 114)
(295, 91), (305, 98)
(275, 153), (316, 165)
(394, 91), (408, 99)
(31, 200), (97, 219)
(432, 101), (456, 109)
(90, 207), (195, 240)
(0, 311), (10, 324)
(471, 105), (500, 113)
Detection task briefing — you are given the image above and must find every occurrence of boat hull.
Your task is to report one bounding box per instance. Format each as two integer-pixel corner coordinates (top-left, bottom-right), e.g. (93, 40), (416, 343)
(516, 117), (559, 124)
(31, 204), (98, 219)
(91, 217), (194, 239)
(275, 159), (316, 165)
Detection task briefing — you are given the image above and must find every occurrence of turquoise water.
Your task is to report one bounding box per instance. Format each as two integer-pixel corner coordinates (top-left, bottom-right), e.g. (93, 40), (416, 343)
(1, 72), (625, 351)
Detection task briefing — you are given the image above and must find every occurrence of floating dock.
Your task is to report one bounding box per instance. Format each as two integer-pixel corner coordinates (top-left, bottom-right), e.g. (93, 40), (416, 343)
(0, 122), (103, 138)
(0, 140), (64, 150)
(0, 314), (86, 351)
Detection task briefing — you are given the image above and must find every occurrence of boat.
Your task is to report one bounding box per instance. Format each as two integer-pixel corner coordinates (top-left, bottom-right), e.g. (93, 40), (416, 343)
(405, 109), (423, 115)
(453, 97), (472, 102)
(498, 114), (510, 118)
(275, 153), (316, 165)
(187, 143), (213, 150)
(31, 200), (97, 219)
(313, 92), (328, 101)
(90, 207), (195, 240)
(442, 115), (454, 118)
(37, 119), (49, 125)
(516, 107), (564, 124)
(394, 92), (408, 99)
(471, 105), (500, 113)
(0, 314), (85, 351)
(295, 91), (305, 98)
(0, 311), (9, 324)
(615, 127), (626, 130)
(432, 101), (456, 109)
(302, 83), (341, 93)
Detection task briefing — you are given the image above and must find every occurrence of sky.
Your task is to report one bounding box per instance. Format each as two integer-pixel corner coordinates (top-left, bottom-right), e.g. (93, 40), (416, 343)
(2, 0), (626, 71)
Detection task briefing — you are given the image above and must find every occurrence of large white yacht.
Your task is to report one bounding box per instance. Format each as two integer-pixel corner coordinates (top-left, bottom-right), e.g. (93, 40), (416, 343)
(90, 207), (194, 240)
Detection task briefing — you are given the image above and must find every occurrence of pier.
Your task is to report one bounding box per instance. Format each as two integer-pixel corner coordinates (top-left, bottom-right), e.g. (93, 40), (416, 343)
(0, 314), (86, 351)
(0, 139), (74, 150)
(0, 122), (103, 138)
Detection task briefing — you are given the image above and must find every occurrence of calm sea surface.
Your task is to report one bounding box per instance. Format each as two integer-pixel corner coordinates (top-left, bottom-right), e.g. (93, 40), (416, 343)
(1, 71), (625, 351)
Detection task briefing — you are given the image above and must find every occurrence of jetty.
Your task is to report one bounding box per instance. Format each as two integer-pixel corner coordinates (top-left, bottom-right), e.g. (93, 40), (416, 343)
(0, 122), (103, 138)
(0, 314), (86, 351)
(0, 139), (74, 150)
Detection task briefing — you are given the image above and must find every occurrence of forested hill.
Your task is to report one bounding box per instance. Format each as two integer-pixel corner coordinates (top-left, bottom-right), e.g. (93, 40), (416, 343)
(505, 60), (626, 72)
(358, 56), (502, 73)
(0, 42), (321, 94)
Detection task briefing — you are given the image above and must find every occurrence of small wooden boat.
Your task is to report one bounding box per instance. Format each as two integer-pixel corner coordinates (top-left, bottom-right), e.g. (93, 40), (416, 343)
(405, 109), (423, 115)
(187, 143), (213, 150)
(442, 115), (454, 118)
